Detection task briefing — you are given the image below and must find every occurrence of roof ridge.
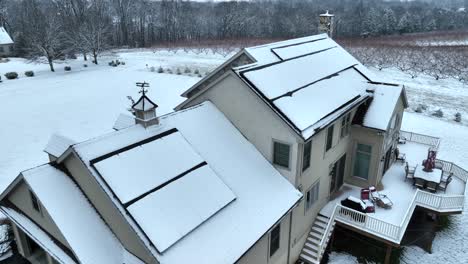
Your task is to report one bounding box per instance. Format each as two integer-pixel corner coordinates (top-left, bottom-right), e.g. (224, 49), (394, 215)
(239, 46), (337, 75)
(246, 34), (328, 50)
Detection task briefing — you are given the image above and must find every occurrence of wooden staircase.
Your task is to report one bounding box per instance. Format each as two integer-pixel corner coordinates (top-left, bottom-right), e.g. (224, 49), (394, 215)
(299, 214), (335, 264)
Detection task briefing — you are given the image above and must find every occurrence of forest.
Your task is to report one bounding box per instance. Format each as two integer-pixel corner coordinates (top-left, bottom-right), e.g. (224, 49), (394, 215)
(0, 0), (466, 80)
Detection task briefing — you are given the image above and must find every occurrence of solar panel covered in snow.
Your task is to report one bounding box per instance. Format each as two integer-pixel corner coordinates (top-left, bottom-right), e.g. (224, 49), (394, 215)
(127, 165), (236, 252)
(93, 130), (204, 204)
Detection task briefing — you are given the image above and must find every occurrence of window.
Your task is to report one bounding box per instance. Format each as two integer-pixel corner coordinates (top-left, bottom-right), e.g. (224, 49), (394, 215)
(325, 125), (334, 152)
(273, 141), (290, 168)
(29, 190), (41, 213)
(340, 113), (351, 138)
(305, 181), (320, 212)
(269, 224), (281, 257)
(302, 141), (312, 171)
(353, 144), (372, 180)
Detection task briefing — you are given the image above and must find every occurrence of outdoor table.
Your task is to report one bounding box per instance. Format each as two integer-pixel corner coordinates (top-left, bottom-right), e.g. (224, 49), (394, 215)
(414, 165), (443, 185)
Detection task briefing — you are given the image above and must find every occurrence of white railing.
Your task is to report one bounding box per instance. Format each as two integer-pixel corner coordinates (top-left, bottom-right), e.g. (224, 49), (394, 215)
(334, 205), (400, 242)
(400, 130), (441, 150)
(328, 188), (465, 245)
(317, 204), (338, 260)
(436, 159), (468, 193)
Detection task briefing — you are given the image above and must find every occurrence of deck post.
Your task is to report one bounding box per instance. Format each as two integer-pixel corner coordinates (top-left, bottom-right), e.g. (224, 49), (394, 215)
(384, 244), (392, 264)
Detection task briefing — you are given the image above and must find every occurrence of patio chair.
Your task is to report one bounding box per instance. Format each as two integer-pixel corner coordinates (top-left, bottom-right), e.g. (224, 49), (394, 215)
(438, 175), (453, 193)
(405, 162), (415, 182)
(414, 178), (425, 189)
(395, 148), (406, 163)
(370, 191), (393, 209)
(426, 181), (438, 193)
(398, 136), (407, 144)
(441, 172), (453, 183)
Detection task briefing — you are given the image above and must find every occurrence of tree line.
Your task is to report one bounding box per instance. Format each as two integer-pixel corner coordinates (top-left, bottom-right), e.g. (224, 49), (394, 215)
(341, 34), (468, 84)
(0, 0), (466, 71)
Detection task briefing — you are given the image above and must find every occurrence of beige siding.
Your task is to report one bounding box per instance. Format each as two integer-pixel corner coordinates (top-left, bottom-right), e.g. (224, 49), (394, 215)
(289, 112), (355, 261)
(237, 213), (291, 264)
(7, 181), (71, 249)
(377, 96), (406, 184)
(181, 72), (302, 185)
(346, 125), (384, 188)
(63, 154), (158, 264)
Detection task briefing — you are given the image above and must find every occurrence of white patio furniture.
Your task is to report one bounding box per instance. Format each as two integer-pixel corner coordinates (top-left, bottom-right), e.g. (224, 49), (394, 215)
(438, 175), (453, 193)
(405, 162), (416, 182)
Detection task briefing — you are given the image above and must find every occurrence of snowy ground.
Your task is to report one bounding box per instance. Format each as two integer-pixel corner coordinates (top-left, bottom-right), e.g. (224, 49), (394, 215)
(371, 68), (468, 126)
(0, 49), (467, 263)
(0, 50), (229, 193)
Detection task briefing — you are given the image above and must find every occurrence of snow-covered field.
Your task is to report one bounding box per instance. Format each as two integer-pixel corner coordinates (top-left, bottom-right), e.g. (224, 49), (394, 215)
(0, 49), (467, 263)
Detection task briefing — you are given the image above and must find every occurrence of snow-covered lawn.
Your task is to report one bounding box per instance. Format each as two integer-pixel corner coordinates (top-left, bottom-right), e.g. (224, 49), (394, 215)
(372, 68), (468, 126)
(0, 49), (467, 263)
(0, 50), (229, 192)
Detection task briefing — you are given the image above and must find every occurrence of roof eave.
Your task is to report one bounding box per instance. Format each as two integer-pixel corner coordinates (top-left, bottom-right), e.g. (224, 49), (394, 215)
(180, 49), (246, 98)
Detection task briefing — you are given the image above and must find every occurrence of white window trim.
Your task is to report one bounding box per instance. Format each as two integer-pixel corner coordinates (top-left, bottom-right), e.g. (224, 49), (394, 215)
(302, 140), (312, 173)
(352, 142), (373, 180)
(272, 139), (292, 171)
(325, 124), (335, 153)
(305, 180), (320, 214)
(340, 112), (352, 139)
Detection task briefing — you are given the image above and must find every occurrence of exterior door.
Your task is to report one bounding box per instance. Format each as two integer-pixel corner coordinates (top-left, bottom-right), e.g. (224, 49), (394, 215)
(330, 154), (346, 194)
(337, 154), (346, 189)
(382, 148), (392, 176)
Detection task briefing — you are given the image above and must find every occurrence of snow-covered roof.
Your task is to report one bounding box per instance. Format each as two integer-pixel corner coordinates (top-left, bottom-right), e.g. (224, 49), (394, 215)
(132, 94), (158, 111)
(16, 164), (142, 264)
(1, 206), (77, 264)
(44, 134), (75, 157)
(244, 34), (329, 65)
(231, 35), (404, 138)
(113, 113), (135, 130)
(363, 85), (403, 131)
(238, 46), (373, 138)
(0, 27), (13, 45)
(68, 102), (301, 263)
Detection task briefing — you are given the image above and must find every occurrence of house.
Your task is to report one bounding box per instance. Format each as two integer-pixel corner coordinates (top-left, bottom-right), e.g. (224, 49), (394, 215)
(0, 95), (302, 264)
(175, 33), (466, 263)
(1, 21), (467, 264)
(0, 27), (13, 57)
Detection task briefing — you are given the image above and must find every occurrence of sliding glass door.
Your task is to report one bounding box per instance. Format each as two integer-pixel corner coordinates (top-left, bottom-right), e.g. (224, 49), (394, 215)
(353, 143), (372, 180)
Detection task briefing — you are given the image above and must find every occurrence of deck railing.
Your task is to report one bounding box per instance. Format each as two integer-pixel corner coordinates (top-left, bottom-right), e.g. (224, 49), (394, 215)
(330, 188), (465, 245)
(400, 130), (441, 150)
(317, 131), (466, 252)
(317, 204), (338, 260)
(334, 205), (400, 242)
(436, 159), (468, 193)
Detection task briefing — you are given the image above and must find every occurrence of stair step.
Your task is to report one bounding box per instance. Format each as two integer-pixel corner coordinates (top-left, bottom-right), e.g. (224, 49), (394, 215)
(309, 231), (322, 240)
(302, 247), (319, 258)
(316, 215), (329, 224)
(311, 225), (325, 234)
(306, 236), (320, 245)
(304, 242), (319, 252)
(314, 220), (328, 229)
(300, 253), (319, 264)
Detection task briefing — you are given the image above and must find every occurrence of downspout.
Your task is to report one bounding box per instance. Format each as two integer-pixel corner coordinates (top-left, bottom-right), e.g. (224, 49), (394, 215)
(286, 211), (293, 264)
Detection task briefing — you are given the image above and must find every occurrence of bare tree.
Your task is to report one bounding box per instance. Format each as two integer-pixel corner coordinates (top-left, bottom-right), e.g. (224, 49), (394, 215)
(20, 0), (64, 72)
(79, 0), (111, 64)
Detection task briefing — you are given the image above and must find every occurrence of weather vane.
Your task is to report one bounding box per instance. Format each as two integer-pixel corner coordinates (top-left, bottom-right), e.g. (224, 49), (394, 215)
(136, 81), (150, 96)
